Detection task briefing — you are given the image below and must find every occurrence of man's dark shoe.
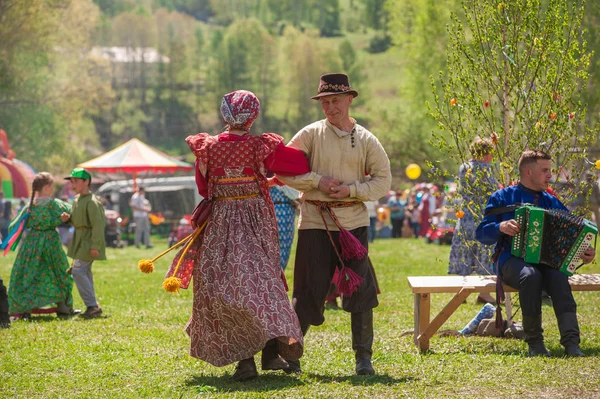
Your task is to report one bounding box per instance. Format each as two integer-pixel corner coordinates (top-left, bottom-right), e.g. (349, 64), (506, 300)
(283, 359), (302, 374)
(356, 356), (375, 375)
(57, 309), (81, 318)
(79, 306), (102, 319)
(528, 342), (550, 357)
(262, 355), (289, 371)
(21, 312), (31, 321)
(565, 345), (585, 357)
(232, 358), (258, 381)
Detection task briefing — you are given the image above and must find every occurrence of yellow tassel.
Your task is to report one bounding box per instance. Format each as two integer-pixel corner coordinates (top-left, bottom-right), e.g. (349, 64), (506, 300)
(162, 276), (182, 293)
(138, 259), (155, 274)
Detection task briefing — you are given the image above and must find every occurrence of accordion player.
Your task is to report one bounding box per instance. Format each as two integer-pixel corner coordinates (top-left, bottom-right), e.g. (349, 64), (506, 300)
(511, 205), (598, 276)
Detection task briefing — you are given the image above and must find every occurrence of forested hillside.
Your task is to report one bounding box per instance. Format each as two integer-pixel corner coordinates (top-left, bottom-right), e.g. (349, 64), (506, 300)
(1, 0), (598, 179)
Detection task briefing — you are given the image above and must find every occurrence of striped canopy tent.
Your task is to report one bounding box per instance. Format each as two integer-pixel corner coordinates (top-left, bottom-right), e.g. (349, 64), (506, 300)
(78, 138), (193, 190)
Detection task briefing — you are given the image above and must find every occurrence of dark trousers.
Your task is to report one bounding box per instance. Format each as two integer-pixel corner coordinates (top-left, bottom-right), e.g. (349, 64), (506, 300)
(501, 256), (576, 318)
(391, 218), (404, 238)
(292, 227), (379, 327)
(410, 221), (420, 238)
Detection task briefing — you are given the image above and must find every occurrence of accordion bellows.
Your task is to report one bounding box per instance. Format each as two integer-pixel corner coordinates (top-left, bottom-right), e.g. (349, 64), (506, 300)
(511, 205), (598, 276)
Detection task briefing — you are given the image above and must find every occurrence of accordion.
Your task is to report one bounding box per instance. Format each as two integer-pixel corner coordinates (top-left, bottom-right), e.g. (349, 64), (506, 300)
(511, 205), (597, 276)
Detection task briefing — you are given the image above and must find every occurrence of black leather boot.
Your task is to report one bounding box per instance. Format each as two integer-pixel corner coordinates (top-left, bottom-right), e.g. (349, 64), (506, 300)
(261, 338), (289, 371)
(522, 315), (549, 357)
(352, 310), (375, 375)
(557, 312), (585, 357)
(232, 357), (258, 381)
(285, 323), (309, 374)
(0, 278), (9, 329)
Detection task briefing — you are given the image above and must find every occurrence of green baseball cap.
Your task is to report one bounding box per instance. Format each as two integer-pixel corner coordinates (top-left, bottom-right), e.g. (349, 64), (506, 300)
(65, 167), (91, 181)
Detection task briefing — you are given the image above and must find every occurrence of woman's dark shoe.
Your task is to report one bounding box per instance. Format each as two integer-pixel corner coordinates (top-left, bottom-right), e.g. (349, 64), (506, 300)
(283, 359), (302, 374)
(232, 358), (258, 381)
(261, 355), (289, 371)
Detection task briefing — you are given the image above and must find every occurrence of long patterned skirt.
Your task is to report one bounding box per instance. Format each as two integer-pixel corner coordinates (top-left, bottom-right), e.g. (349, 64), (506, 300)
(185, 184), (303, 366)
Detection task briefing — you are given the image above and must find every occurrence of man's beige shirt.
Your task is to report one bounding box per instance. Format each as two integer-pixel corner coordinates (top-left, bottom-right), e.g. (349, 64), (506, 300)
(277, 119), (391, 230)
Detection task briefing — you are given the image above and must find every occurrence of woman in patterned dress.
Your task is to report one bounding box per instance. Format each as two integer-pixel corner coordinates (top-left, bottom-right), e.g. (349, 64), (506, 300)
(184, 90), (307, 381)
(448, 137), (499, 303)
(7, 172), (78, 319)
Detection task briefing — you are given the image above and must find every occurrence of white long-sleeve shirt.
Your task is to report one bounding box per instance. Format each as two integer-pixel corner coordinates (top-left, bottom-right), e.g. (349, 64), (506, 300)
(276, 119), (391, 230)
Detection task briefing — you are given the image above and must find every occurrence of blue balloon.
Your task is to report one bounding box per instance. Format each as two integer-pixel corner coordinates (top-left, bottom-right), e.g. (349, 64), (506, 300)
(416, 192), (423, 204)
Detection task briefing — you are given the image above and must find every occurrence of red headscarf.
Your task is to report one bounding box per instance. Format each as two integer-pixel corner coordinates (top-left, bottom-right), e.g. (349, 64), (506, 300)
(220, 90), (260, 131)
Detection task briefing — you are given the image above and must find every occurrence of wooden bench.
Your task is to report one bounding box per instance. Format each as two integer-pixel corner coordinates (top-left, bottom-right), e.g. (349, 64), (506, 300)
(407, 274), (600, 352)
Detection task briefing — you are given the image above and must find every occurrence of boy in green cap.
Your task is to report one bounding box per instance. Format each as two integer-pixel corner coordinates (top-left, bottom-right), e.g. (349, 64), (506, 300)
(61, 168), (106, 319)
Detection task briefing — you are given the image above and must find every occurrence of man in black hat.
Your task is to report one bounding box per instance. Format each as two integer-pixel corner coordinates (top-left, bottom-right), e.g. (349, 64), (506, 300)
(276, 73), (391, 375)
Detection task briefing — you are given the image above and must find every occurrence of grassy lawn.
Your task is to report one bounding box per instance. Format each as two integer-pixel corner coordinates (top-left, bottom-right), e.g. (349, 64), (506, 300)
(1, 237), (600, 398)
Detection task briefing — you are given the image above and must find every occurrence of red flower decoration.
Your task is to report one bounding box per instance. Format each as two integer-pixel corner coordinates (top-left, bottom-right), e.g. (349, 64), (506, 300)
(484, 101), (490, 108)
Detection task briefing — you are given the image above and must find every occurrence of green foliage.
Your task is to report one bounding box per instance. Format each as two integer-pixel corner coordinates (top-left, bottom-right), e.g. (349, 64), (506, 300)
(315, 0), (343, 37)
(361, 0), (387, 30)
(367, 32), (392, 53)
(0, 0), (112, 174)
(429, 0), (598, 214)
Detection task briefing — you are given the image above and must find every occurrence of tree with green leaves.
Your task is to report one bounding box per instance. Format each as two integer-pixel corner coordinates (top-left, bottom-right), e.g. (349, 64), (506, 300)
(0, 0), (112, 174)
(429, 0), (597, 216)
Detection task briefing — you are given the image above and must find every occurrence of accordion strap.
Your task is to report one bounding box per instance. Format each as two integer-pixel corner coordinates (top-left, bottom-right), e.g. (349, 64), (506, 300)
(484, 203), (523, 217)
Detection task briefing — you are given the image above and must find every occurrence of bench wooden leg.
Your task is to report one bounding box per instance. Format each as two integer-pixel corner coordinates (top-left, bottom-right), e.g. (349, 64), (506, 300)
(414, 293), (430, 351)
(417, 287), (475, 349)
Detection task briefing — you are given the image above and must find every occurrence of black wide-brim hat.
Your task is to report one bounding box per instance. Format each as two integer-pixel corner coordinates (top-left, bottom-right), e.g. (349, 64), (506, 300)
(311, 73), (359, 100)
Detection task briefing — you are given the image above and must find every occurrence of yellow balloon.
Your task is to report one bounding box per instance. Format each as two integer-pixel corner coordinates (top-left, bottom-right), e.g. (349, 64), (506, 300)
(595, 160), (600, 170)
(406, 163), (421, 180)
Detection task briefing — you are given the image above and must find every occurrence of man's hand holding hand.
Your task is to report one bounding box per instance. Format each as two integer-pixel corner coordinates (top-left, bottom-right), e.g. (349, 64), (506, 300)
(499, 219), (521, 236)
(318, 177), (343, 194)
(329, 185), (350, 199)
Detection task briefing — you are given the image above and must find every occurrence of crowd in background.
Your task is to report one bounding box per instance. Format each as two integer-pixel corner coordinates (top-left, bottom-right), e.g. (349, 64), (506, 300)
(365, 182), (457, 242)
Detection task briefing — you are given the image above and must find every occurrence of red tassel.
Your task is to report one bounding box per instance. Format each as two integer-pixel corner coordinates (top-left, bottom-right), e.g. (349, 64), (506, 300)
(333, 266), (364, 296)
(338, 228), (367, 261)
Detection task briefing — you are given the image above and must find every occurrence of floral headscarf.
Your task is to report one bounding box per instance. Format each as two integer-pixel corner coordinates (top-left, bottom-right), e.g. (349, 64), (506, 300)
(220, 90), (260, 131)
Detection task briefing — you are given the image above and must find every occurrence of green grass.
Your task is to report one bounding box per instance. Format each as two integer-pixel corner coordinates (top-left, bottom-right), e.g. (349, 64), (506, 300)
(1, 237), (600, 398)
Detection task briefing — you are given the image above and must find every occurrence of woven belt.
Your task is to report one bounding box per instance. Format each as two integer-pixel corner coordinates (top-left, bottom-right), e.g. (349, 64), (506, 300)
(214, 193), (260, 201)
(214, 176), (257, 183)
(305, 199), (362, 258)
(306, 200), (361, 209)
(74, 226), (90, 230)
